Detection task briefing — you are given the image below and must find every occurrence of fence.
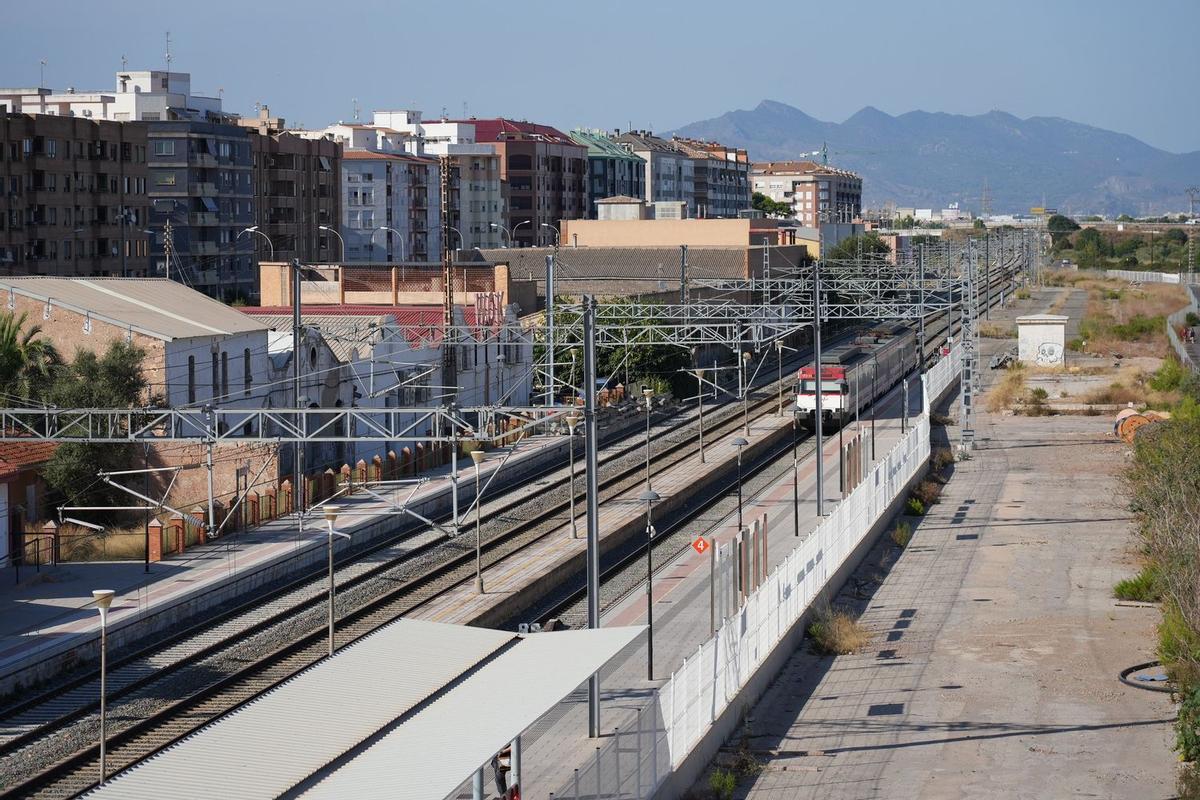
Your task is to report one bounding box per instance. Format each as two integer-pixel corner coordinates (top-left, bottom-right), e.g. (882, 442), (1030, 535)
(545, 347), (961, 799)
(1167, 285), (1200, 373)
(1104, 269), (1200, 285)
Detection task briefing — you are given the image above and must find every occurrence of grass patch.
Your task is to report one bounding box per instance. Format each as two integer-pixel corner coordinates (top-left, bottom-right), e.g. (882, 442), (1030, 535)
(912, 479), (942, 508)
(1113, 564), (1161, 602)
(890, 521), (913, 548)
(809, 606), (873, 655)
(905, 497), (926, 516)
(985, 364), (1027, 411)
(978, 322), (1016, 339)
(708, 769), (736, 800)
(1015, 288), (1031, 300)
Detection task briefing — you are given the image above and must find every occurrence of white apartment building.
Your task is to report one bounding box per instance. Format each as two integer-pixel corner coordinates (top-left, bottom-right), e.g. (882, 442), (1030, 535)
(297, 123), (441, 263)
(372, 112), (503, 249)
(751, 161), (863, 227)
(0, 71), (224, 122)
(613, 131), (696, 217)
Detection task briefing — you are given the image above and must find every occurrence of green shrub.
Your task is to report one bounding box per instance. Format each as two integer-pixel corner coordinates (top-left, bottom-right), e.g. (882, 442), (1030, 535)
(1187, 312), (1200, 327)
(931, 448), (955, 472)
(1030, 387), (1049, 401)
(1015, 288), (1031, 300)
(1113, 565), (1161, 602)
(890, 521), (912, 548)
(1149, 358), (1186, 393)
(912, 479), (942, 507)
(1159, 601), (1200, 692)
(905, 497), (925, 516)
(1179, 686), (1200, 763)
(1111, 314), (1164, 341)
(1067, 338), (1084, 352)
(708, 768), (736, 800)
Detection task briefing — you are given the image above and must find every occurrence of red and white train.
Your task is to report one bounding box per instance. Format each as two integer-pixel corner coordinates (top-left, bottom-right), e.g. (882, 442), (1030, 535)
(795, 322), (918, 428)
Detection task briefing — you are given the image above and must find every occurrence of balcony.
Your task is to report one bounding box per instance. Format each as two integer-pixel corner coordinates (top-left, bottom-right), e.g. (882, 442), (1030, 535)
(190, 212), (218, 226)
(193, 154), (218, 168)
(193, 241), (219, 256)
(195, 182), (218, 196)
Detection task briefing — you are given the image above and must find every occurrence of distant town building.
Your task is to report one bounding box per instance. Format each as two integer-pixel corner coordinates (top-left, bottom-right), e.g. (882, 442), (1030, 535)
(613, 131), (695, 217)
(751, 161), (862, 227)
(0, 112), (150, 277)
(239, 107), (342, 265)
(297, 122), (441, 263)
(453, 119), (588, 247)
(373, 112), (504, 250)
(0, 71), (223, 123)
(569, 130), (645, 218)
(670, 137), (751, 219)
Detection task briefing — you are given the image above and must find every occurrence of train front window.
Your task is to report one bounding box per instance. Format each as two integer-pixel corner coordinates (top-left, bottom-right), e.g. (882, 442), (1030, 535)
(800, 380), (847, 393)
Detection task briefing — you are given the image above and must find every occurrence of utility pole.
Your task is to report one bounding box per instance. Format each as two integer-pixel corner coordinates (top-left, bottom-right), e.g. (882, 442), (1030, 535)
(545, 254), (555, 405)
(291, 258), (305, 527)
(813, 265), (825, 517)
(440, 155), (457, 404)
(960, 241), (978, 452)
(163, 219), (173, 281)
(582, 296), (602, 738)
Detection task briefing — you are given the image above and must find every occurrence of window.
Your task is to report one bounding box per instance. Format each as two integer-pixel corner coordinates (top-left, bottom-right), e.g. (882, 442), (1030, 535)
(211, 353), (219, 398)
(188, 356), (196, 403)
(221, 351), (229, 398)
(243, 348), (252, 396)
(153, 140), (174, 156)
(155, 173), (176, 186)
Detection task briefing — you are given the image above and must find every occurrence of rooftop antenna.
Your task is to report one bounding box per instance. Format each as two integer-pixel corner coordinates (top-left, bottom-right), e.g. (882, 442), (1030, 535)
(164, 30), (173, 75)
(120, 54), (127, 71)
(352, 97), (360, 122)
(39, 59), (46, 89)
(462, 101), (467, 118)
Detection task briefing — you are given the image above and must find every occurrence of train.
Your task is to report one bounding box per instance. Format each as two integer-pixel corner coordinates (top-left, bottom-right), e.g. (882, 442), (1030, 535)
(795, 322), (919, 428)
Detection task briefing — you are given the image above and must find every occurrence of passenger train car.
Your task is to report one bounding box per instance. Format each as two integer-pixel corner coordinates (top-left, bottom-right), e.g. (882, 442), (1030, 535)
(795, 322), (918, 428)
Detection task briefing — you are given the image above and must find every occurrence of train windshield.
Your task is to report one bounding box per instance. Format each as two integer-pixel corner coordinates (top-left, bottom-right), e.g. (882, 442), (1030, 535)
(799, 380), (847, 393)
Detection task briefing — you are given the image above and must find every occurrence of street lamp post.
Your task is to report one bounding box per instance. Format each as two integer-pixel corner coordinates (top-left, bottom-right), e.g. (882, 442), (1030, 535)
(639, 488), (660, 681)
(540, 223), (560, 248)
(489, 222), (511, 248)
(512, 220), (532, 247)
(92, 589), (115, 785)
(741, 351), (752, 435)
(471, 449), (485, 592)
(732, 437), (749, 531)
(775, 340), (785, 416)
(871, 358), (877, 460)
(565, 412), (581, 538)
(238, 226), (274, 260)
(323, 505), (349, 656)
(373, 226), (408, 262)
(791, 413), (800, 537)
(642, 387), (654, 489)
(318, 225), (345, 262)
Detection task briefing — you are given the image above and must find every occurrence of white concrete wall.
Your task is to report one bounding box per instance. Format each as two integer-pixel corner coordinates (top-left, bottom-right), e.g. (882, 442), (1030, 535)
(163, 331), (273, 408)
(1018, 322), (1066, 366)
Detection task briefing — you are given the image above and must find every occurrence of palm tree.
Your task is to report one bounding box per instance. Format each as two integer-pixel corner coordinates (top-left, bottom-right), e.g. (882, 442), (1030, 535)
(0, 311), (61, 403)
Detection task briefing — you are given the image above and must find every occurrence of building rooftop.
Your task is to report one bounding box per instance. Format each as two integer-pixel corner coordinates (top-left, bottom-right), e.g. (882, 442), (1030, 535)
(0, 442), (57, 480)
(569, 129), (646, 162)
(0, 278), (268, 341)
(242, 304), (484, 351)
(751, 160), (861, 179)
(451, 118), (578, 147)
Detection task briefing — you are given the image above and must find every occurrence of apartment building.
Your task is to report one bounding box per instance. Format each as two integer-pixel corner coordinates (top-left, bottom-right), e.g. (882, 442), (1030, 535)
(0, 112), (150, 277)
(751, 161), (863, 227)
(373, 112), (503, 250)
(239, 107), (341, 265)
(613, 131), (695, 217)
(671, 137), (750, 219)
(455, 119), (587, 248)
(299, 122), (441, 263)
(568, 129), (645, 218)
(0, 71), (222, 123)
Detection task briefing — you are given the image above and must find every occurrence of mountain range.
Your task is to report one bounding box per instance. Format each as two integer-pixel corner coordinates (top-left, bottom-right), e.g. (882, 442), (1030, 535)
(666, 100), (1200, 216)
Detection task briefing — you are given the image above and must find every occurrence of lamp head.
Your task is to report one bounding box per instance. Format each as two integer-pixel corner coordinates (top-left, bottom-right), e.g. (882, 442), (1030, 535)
(323, 504), (340, 525)
(732, 437), (749, 448)
(246, 225), (259, 232)
(642, 387), (653, 398)
(92, 589), (115, 610)
(470, 449), (485, 465)
(565, 411), (581, 430)
(319, 225), (332, 232)
(638, 488), (660, 503)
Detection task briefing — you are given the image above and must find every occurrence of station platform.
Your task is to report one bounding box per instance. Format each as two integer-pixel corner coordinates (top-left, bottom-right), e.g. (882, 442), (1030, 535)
(425, 378), (922, 797)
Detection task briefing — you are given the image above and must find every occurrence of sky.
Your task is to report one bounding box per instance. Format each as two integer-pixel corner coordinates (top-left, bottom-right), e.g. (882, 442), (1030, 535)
(5, 0), (1199, 153)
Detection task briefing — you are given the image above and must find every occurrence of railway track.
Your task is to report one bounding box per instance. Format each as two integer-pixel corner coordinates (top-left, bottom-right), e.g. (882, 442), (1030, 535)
(0, 267), (1014, 798)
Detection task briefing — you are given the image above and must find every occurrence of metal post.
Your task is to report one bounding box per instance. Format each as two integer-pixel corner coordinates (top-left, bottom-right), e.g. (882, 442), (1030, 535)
(985, 231), (991, 319)
(742, 352), (751, 436)
(871, 359), (877, 460)
(792, 415), (800, 537)
(205, 438), (216, 538)
(327, 525), (335, 656)
(736, 447), (744, 530)
(474, 459), (483, 593)
(902, 377), (909, 433)
(838, 421), (844, 499)
(776, 340), (784, 416)
(568, 420), (578, 538)
(813, 265), (825, 516)
(545, 254), (555, 406)
(450, 422), (459, 538)
(680, 243), (688, 304)
(98, 615), (107, 784)
(511, 736), (521, 794)
(646, 512), (655, 681)
(917, 246), (926, 370)
(291, 258), (304, 528)
(472, 768), (484, 800)
(709, 536), (716, 634)
(696, 369), (705, 464)
(583, 297), (602, 739)
(644, 391), (653, 490)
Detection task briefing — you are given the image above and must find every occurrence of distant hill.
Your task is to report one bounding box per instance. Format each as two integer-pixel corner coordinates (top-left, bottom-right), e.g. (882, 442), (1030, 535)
(666, 100), (1200, 216)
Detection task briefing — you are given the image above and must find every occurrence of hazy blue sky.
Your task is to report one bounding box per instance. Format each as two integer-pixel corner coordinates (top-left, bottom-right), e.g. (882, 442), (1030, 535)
(5, 0), (1198, 152)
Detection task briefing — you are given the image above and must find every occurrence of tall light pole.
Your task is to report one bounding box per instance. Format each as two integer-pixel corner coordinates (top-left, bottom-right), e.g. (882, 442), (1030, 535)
(238, 225), (274, 260)
(642, 387), (654, 489)
(871, 358), (877, 460)
(447, 226), (465, 252)
(565, 412), (581, 538)
(693, 368), (706, 463)
(92, 589), (115, 785)
(741, 350), (752, 436)
(323, 505), (349, 656)
(732, 436), (749, 531)
(775, 339), (785, 416)
(318, 225), (345, 262)
(791, 413), (800, 538)
(513, 219), (532, 247)
(540, 222), (560, 248)
(489, 222), (511, 248)
(813, 263), (825, 517)
(471, 449), (485, 592)
(639, 488), (660, 681)
(373, 226), (408, 262)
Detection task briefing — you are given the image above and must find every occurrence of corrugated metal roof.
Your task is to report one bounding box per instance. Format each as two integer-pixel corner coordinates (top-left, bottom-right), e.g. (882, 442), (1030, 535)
(300, 626), (644, 800)
(0, 278), (268, 341)
(87, 620), (516, 800)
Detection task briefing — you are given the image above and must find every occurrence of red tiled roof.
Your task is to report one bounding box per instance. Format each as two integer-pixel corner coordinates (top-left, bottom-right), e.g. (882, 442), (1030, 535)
(341, 150), (436, 164)
(0, 442), (57, 481)
(451, 118), (580, 147)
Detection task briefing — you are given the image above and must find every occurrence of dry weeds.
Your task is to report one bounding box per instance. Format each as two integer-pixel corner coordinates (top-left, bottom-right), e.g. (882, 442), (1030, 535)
(986, 365), (1027, 411)
(808, 606), (873, 655)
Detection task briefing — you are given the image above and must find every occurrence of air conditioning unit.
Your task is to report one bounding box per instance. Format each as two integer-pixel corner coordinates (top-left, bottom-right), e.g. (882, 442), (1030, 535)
(82, 109), (93, 118)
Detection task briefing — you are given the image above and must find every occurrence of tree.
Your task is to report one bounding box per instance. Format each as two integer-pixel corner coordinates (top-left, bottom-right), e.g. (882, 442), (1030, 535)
(972, 218), (986, 230)
(1165, 228), (1188, 246)
(826, 233), (892, 261)
(42, 341), (148, 515)
(751, 192), (791, 218)
(1117, 214), (1135, 222)
(1046, 214), (1080, 247)
(0, 311), (61, 404)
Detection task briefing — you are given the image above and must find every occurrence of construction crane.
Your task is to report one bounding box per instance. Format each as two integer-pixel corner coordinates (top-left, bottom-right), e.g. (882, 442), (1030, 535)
(797, 141), (880, 167)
